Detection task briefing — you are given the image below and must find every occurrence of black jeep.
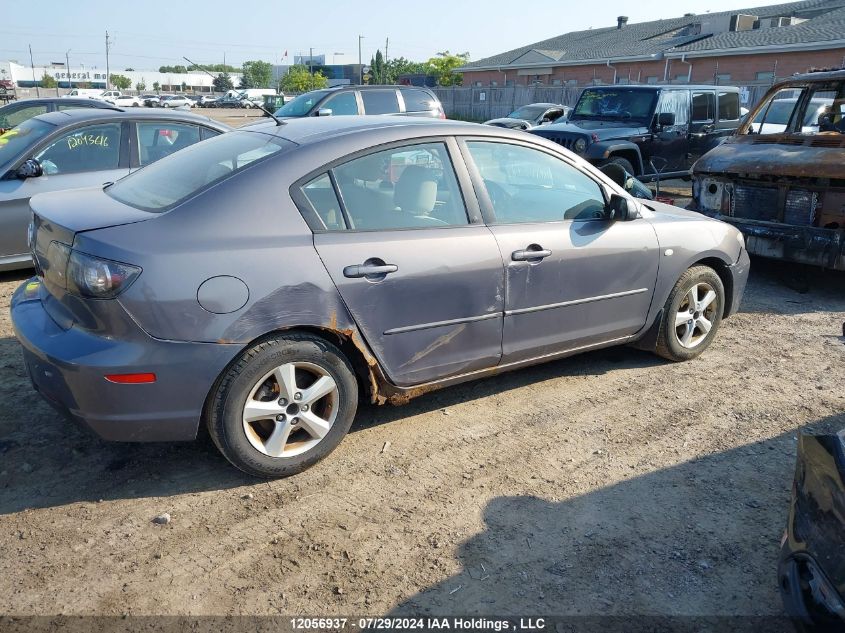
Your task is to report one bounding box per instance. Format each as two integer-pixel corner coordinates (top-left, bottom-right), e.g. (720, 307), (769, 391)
(530, 85), (742, 180)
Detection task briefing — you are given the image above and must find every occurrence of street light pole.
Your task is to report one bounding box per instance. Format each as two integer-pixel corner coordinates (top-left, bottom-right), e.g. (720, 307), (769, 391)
(105, 31), (111, 90)
(65, 49), (71, 91)
(358, 35), (364, 85)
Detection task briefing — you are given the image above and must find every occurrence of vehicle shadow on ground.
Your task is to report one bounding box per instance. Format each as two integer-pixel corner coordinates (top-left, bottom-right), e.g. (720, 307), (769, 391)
(388, 412), (845, 623)
(0, 333), (662, 515)
(742, 257), (845, 316)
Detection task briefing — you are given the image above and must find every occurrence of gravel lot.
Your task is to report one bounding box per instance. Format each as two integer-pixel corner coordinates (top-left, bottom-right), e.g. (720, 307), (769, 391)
(1, 257), (843, 618)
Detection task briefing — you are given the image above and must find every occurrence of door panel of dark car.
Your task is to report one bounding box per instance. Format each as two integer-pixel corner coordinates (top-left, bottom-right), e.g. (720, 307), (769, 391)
(460, 138), (659, 363)
(649, 89), (689, 173)
(688, 90), (718, 166)
(298, 137), (505, 387)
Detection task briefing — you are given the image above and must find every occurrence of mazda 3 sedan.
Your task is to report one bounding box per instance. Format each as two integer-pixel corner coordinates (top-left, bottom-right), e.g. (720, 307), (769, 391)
(11, 116), (750, 478)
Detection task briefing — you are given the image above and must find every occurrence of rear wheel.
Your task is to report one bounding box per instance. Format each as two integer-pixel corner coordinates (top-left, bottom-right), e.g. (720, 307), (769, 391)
(599, 156), (636, 176)
(655, 266), (724, 361)
(207, 333), (358, 477)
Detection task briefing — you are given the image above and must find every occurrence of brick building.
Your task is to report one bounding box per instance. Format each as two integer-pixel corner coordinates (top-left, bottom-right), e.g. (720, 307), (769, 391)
(459, 0), (845, 90)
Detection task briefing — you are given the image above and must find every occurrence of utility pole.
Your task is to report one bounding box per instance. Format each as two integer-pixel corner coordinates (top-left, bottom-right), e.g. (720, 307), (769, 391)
(309, 47), (313, 76)
(358, 35), (364, 85)
(65, 49), (71, 91)
(385, 37), (389, 85)
(29, 44), (41, 97)
(105, 31), (111, 90)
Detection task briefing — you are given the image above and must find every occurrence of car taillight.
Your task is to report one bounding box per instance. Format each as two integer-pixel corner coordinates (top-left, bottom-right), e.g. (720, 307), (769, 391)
(45, 241), (140, 298)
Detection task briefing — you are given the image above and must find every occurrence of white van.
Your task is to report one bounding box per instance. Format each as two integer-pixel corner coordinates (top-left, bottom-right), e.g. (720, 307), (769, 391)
(62, 89), (103, 99)
(238, 88), (277, 108)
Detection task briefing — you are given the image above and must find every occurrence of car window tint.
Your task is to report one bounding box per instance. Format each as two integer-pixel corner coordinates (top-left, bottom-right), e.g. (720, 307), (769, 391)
(717, 91), (740, 121)
(35, 122), (122, 174)
(656, 90), (689, 125)
(360, 90), (400, 115)
(200, 127), (221, 141)
(322, 92), (358, 116)
(302, 173), (347, 230)
(0, 104), (48, 129)
(466, 141), (606, 223)
(137, 122), (201, 166)
(57, 102), (96, 111)
(402, 89), (436, 113)
(107, 131), (295, 213)
(331, 142), (468, 230)
(691, 92), (716, 122)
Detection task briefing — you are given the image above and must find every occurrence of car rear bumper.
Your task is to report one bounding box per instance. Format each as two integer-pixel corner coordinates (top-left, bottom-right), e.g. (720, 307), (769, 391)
(11, 278), (239, 442)
(697, 212), (845, 270)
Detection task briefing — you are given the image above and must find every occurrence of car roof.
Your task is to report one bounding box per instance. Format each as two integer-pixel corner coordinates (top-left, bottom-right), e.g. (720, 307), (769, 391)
(323, 84), (435, 92)
(0, 97), (118, 110)
(242, 115), (518, 145)
(518, 103), (566, 108)
(31, 107), (230, 130)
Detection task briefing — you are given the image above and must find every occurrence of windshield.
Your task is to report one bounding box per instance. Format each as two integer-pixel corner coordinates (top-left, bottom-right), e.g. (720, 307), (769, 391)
(275, 90), (330, 117)
(107, 130), (296, 212)
(508, 105), (547, 121)
(572, 89), (657, 122)
(0, 119), (55, 163)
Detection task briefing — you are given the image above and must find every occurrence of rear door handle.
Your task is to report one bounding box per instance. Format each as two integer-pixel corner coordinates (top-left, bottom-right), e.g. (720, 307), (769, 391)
(343, 263), (398, 278)
(512, 247), (552, 261)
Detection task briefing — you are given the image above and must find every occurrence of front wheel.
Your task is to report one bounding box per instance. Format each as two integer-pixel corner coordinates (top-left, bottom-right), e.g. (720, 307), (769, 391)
(654, 265), (725, 361)
(207, 333), (358, 478)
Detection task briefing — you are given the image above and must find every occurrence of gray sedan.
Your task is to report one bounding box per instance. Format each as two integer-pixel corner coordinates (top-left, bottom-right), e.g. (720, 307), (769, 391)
(0, 108), (228, 270)
(12, 116), (749, 478)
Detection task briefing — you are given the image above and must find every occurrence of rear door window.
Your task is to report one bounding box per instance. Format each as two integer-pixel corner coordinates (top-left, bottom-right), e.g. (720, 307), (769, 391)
(361, 90), (400, 115)
(136, 122), (201, 166)
(691, 92), (716, 122)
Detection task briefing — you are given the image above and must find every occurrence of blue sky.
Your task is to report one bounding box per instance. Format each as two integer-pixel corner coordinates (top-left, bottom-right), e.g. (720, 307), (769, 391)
(2, 0), (779, 71)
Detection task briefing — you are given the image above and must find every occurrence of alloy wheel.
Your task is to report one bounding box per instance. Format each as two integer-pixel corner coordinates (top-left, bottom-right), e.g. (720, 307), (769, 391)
(674, 282), (719, 349)
(242, 362), (339, 458)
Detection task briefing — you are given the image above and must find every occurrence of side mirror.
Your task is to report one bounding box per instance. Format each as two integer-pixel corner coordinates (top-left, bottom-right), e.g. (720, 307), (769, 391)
(316, 108), (333, 117)
(657, 112), (675, 127)
(607, 193), (639, 221)
(16, 158), (43, 180)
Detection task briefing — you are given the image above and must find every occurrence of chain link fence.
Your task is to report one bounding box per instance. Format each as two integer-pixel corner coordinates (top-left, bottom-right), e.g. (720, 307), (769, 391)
(432, 83), (775, 121)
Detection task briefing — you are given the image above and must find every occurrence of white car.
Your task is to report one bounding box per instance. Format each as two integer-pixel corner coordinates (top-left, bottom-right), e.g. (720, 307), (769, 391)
(112, 94), (142, 107)
(159, 95), (193, 108)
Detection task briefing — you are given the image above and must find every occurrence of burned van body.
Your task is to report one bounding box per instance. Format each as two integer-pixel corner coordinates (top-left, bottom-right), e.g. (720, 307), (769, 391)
(690, 70), (845, 270)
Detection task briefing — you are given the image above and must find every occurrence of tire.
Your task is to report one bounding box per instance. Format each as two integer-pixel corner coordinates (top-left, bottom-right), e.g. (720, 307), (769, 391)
(600, 156), (636, 176)
(654, 265), (725, 362)
(206, 333), (358, 478)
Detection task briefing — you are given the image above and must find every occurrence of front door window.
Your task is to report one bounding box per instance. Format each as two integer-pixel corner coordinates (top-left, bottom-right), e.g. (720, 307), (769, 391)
(35, 123), (123, 174)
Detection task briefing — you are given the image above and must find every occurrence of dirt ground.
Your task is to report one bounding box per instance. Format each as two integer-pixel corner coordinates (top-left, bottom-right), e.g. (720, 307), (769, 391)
(1, 257), (843, 619)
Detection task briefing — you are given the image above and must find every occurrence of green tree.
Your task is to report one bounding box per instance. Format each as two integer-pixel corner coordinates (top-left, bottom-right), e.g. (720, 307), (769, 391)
(136, 79), (146, 91)
(188, 63), (238, 74)
(40, 72), (57, 88)
(426, 50), (470, 87)
(279, 65), (328, 93)
(383, 57), (429, 84)
(240, 60), (273, 89)
(158, 65), (187, 74)
(213, 72), (234, 92)
(369, 49), (385, 84)
(110, 74), (132, 90)
(152, 81), (160, 92)
(124, 68), (135, 72)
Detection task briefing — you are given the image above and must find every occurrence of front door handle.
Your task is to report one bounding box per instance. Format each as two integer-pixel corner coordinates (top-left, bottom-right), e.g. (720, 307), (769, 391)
(343, 263), (398, 278)
(512, 246), (552, 261)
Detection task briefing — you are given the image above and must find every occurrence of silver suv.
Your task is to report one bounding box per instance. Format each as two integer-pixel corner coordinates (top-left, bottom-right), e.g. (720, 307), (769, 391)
(274, 85), (445, 119)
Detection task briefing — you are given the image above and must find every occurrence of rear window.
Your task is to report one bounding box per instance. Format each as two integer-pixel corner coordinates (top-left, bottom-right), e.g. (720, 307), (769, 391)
(361, 90), (400, 115)
(402, 89), (438, 113)
(106, 130), (295, 212)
